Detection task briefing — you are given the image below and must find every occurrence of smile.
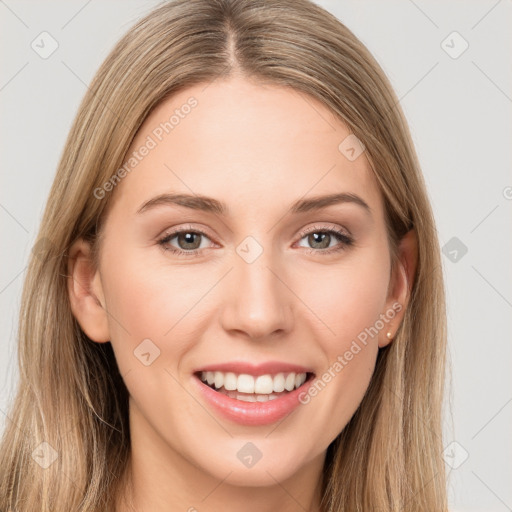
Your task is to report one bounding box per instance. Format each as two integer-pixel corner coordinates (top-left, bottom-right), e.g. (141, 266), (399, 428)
(193, 362), (315, 426)
(199, 371), (308, 402)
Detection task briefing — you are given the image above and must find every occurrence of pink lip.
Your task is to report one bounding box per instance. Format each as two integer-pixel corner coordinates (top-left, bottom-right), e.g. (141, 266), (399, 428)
(192, 372), (314, 427)
(195, 361), (313, 376)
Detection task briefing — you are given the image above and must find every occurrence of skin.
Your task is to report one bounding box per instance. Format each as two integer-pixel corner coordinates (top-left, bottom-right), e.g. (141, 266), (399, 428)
(68, 74), (417, 512)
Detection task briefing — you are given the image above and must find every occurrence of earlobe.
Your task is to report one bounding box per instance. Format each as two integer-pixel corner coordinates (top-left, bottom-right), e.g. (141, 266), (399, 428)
(67, 238), (110, 343)
(379, 229), (418, 348)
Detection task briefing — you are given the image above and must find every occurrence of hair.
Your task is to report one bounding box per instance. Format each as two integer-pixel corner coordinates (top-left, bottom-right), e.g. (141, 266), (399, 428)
(0, 0), (449, 510)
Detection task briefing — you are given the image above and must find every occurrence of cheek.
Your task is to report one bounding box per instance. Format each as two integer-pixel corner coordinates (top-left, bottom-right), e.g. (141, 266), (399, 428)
(297, 249), (391, 350)
(291, 249), (390, 439)
(100, 251), (217, 371)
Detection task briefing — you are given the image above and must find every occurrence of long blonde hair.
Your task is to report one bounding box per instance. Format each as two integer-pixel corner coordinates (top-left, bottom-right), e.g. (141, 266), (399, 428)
(0, 0), (448, 510)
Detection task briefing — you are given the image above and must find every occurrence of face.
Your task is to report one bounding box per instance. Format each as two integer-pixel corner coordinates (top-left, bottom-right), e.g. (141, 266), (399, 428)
(69, 75), (412, 496)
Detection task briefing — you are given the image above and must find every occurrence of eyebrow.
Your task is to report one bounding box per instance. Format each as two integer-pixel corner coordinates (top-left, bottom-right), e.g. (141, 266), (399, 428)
(136, 192), (372, 216)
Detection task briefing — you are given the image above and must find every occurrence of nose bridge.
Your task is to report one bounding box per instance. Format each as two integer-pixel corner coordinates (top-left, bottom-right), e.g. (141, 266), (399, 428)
(220, 234), (292, 339)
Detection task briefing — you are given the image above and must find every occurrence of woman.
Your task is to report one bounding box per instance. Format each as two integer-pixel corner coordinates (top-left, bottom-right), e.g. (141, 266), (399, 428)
(0, 0), (448, 510)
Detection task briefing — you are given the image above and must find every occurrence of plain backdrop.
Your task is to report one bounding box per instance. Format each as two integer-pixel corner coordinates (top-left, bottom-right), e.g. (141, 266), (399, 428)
(1, 1), (511, 511)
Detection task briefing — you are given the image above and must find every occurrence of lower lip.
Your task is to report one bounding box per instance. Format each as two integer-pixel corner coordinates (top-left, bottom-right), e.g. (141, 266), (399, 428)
(193, 375), (313, 426)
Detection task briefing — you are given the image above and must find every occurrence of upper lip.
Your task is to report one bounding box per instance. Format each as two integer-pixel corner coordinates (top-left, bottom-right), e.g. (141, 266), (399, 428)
(194, 361), (314, 377)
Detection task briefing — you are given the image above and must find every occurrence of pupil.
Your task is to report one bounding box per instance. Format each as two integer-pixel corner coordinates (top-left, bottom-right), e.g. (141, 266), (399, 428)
(180, 232), (200, 249)
(310, 232), (329, 249)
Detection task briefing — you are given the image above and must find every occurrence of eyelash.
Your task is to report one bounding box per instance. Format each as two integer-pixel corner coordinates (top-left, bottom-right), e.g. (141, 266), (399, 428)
(157, 224), (354, 258)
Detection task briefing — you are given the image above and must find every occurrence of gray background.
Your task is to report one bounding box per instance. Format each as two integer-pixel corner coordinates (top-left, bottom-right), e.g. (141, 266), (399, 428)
(1, 1), (511, 510)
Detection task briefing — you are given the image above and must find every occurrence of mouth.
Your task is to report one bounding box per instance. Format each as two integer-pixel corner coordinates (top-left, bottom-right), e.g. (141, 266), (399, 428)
(195, 370), (314, 402)
(192, 366), (315, 426)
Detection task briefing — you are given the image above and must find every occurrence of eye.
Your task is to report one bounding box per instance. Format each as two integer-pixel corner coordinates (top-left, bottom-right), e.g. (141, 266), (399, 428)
(295, 225), (354, 255)
(157, 223), (354, 258)
(157, 225), (214, 257)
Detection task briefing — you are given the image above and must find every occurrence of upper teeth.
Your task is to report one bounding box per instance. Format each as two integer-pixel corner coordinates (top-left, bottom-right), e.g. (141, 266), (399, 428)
(200, 371), (307, 394)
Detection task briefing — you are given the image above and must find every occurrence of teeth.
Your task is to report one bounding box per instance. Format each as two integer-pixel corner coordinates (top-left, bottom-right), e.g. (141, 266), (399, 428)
(237, 374), (255, 393)
(273, 373), (285, 392)
(285, 373), (295, 391)
(254, 375), (274, 394)
(224, 372), (237, 391)
(224, 390), (283, 402)
(214, 371), (224, 389)
(237, 393), (257, 402)
(199, 371), (309, 395)
(295, 373), (306, 388)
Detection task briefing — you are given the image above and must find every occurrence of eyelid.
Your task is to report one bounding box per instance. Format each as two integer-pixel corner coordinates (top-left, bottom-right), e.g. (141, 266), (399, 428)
(295, 222), (352, 240)
(157, 223), (216, 242)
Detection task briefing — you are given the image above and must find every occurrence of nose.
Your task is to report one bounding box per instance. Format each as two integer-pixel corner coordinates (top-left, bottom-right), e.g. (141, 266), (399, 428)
(220, 245), (293, 341)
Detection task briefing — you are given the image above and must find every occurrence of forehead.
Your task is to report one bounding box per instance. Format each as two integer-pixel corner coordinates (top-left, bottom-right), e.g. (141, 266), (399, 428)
(106, 75), (383, 220)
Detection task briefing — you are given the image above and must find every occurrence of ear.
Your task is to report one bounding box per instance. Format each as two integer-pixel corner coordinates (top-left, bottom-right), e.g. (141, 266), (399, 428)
(378, 229), (418, 348)
(67, 238), (110, 343)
